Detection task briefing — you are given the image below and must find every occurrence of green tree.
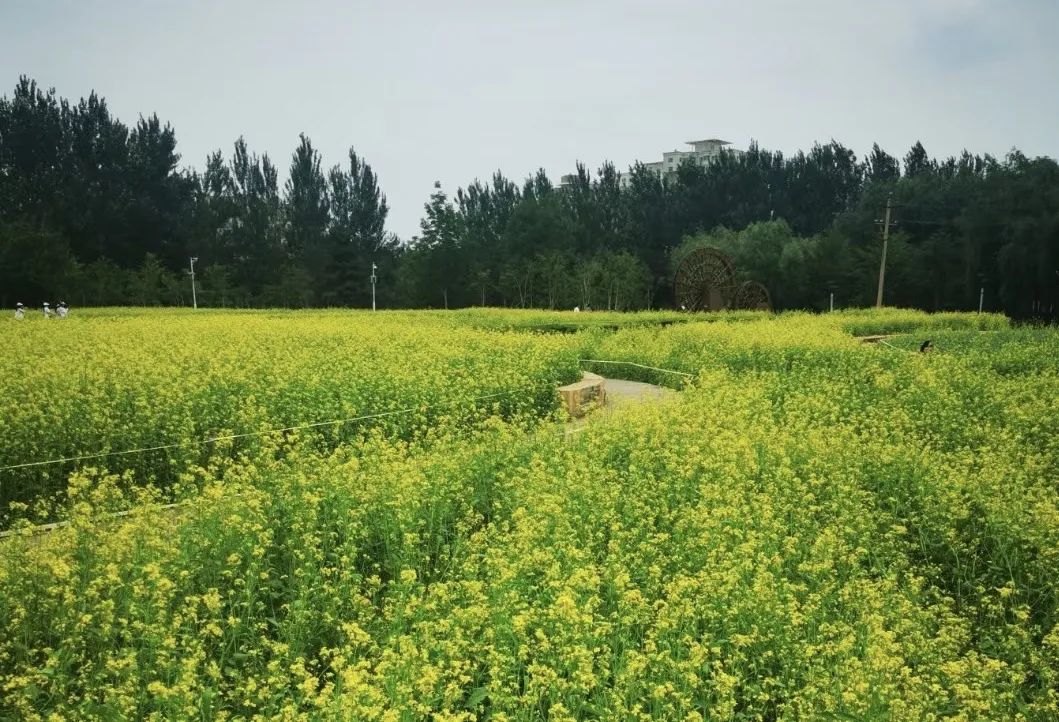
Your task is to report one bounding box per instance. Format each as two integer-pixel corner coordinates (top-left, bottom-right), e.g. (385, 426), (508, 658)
(499, 259), (535, 308)
(76, 258), (130, 306)
(599, 251), (651, 310)
(129, 253), (168, 305)
(201, 264), (234, 307)
(0, 220), (77, 307)
(501, 195), (573, 262)
(327, 147), (391, 306)
(284, 134), (330, 303)
(205, 137), (284, 301)
(903, 141), (935, 178)
(865, 143), (900, 184)
(576, 255), (604, 309)
(263, 263), (314, 308)
(418, 181), (463, 308)
(455, 172), (521, 306)
(532, 250), (574, 309)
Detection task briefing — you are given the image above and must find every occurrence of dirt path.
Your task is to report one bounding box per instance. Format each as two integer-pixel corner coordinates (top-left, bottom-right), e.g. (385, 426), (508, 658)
(563, 374), (678, 434)
(603, 377), (678, 406)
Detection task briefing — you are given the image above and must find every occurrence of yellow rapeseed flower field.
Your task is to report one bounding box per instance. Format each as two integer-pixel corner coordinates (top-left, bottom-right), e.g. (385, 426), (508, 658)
(0, 309), (583, 517)
(1, 307), (1055, 720)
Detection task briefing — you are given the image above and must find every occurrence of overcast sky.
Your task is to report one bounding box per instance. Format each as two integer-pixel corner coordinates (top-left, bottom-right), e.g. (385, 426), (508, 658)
(3, 0), (1057, 239)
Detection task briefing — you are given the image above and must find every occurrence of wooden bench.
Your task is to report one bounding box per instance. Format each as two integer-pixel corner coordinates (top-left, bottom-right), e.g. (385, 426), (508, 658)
(558, 372), (606, 418)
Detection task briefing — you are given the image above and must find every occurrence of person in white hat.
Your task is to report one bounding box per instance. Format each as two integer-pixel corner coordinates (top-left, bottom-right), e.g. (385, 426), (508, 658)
(42, 302), (53, 319)
(57, 301), (69, 319)
(14, 302), (25, 320)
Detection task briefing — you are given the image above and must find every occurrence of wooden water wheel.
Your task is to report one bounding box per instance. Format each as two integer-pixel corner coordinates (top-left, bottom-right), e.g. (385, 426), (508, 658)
(732, 280), (772, 311)
(674, 247), (737, 311)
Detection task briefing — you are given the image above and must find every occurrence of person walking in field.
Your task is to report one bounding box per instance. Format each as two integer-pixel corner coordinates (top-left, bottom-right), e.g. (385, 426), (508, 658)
(57, 301), (68, 319)
(14, 302), (25, 320)
(42, 302), (53, 319)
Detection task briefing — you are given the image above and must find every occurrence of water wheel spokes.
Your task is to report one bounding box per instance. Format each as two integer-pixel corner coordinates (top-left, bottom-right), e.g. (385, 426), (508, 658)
(733, 280), (772, 311)
(674, 247), (736, 311)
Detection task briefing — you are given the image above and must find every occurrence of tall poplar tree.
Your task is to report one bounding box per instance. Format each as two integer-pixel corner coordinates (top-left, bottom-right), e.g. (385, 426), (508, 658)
(284, 133), (330, 302)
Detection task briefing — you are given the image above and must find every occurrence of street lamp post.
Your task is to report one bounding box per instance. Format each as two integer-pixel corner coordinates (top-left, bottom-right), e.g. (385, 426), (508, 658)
(370, 263), (377, 311)
(189, 257), (199, 309)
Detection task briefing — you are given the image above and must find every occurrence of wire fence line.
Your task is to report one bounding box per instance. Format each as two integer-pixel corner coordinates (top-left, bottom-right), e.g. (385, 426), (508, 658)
(877, 339), (919, 354)
(0, 386), (536, 474)
(1, 360), (695, 475)
(1, 421), (601, 540)
(0, 363), (692, 538)
(0, 495), (208, 539)
(578, 359), (694, 378)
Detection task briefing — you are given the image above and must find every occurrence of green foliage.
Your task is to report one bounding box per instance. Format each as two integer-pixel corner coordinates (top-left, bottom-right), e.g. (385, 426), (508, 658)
(1, 311), (1057, 719)
(2, 76), (1058, 317)
(327, 149), (393, 306)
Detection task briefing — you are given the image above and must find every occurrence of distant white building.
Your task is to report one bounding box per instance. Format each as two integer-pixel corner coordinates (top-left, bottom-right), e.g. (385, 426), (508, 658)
(560, 138), (745, 189)
(661, 138), (743, 174)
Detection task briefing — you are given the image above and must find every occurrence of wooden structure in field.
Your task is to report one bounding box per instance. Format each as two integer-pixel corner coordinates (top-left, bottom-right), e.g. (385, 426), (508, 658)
(674, 247), (772, 311)
(558, 372), (606, 417)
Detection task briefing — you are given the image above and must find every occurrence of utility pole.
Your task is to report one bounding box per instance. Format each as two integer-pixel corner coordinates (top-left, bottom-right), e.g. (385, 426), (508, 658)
(189, 257), (198, 309)
(875, 194), (893, 308)
(370, 262), (377, 311)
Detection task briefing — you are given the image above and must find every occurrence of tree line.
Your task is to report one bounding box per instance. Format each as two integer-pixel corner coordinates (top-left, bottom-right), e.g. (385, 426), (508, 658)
(2, 76), (1057, 317)
(0, 77), (392, 309)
